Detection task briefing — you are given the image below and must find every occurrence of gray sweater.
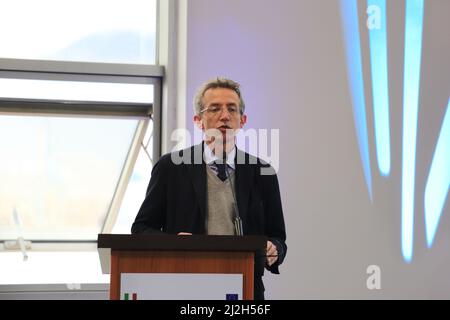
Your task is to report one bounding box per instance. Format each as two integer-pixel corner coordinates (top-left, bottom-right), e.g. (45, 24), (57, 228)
(206, 165), (236, 235)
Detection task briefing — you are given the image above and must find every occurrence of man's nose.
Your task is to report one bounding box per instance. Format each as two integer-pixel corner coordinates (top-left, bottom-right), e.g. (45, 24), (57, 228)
(219, 107), (231, 120)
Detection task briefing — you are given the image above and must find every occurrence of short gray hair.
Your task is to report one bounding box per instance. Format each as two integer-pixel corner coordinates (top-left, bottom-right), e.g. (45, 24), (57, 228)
(193, 77), (246, 116)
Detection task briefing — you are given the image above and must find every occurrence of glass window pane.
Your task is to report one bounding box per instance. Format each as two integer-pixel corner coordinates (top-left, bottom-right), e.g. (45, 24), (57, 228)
(0, 0), (157, 64)
(112, 121), (153, 234)
(0, 115), (139, 240)
(0, 79), (154, 103)
(0, 251), (109, 284)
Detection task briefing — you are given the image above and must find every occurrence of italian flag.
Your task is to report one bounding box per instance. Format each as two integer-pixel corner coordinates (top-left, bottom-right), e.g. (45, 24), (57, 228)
(123, 293), (137, 300)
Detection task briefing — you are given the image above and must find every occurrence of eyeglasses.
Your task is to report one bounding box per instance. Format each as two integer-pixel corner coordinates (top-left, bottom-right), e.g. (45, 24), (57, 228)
(200, 105), (240, 116)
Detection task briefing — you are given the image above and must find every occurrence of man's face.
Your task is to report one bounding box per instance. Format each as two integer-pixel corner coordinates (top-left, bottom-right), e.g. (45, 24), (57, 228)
(194, 87), (247, 148)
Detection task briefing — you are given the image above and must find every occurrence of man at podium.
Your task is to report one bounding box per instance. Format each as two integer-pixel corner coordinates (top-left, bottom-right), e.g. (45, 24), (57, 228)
(132, 77), (287, 300)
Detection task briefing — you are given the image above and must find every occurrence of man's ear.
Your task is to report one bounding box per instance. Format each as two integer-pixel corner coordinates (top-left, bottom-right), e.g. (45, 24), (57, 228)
(193, 114), (204, 130)
(240, 114), (247, 128)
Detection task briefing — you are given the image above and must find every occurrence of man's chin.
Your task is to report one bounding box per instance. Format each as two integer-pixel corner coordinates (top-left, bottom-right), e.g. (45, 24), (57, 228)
(207, 139), (235, 153)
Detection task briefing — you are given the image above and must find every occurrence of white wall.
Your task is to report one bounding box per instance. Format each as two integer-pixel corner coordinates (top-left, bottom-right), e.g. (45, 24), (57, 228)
(181, 0), (450, 299)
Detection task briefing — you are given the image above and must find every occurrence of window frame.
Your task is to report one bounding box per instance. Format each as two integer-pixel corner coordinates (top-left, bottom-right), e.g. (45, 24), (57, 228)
(0, 58), (164, 249)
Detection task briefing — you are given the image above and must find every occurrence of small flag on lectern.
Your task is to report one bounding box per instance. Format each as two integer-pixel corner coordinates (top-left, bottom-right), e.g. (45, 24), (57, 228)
(226, 293), (238, 300)
(124, 292), (137, 300)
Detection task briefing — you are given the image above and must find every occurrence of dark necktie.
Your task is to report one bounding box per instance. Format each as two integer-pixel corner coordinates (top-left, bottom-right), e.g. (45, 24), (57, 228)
(213, 160), (227, 181)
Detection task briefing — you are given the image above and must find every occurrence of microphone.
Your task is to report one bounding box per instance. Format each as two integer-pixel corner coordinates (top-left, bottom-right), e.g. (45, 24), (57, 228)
(223, 150), (243, 236)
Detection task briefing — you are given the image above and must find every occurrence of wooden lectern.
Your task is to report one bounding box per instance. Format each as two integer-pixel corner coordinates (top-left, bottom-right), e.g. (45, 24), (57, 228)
(97, 234), (266, 300)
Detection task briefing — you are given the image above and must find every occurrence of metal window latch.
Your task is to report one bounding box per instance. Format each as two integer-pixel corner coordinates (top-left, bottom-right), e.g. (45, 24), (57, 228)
(4, 237), (32, 261)
(4, 207), (31, 261)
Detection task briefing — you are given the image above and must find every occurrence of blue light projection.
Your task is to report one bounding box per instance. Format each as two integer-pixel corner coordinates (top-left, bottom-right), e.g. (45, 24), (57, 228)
(424, 98), (450, 248)
(339, 0), (445, 263)
(401, 0), (424, 263)
(367, 0), (391, 176)
(340, 0), (373, 201)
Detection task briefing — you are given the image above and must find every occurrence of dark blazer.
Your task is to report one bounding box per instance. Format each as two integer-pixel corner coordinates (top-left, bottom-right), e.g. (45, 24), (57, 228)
(132, 143), (287, 299)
